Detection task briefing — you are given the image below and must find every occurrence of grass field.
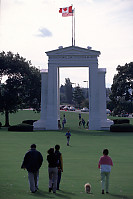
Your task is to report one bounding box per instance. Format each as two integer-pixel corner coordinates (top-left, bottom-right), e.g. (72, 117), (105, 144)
(0, 110), (133, 199)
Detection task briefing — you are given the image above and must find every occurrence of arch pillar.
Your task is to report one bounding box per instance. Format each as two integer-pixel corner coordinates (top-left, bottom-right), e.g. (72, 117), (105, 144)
(89, 62), (101, 130)
(45, 64), (58, 130)
(98, 68), (107, 121)
(98, 68), (113, 130)
(34, 70), (48, 130)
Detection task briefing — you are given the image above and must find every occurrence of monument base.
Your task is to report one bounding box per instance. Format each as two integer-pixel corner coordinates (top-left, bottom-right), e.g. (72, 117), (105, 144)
(45, 118), (58, 130)
(33, 120), (46, 130)
(100, 119), (113, 130)
(33, 119), (59, 130)
(89, 119), (113, 130)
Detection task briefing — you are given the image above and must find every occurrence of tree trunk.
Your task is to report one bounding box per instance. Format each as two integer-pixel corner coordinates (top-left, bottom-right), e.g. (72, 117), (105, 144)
(5, 110), (10, 127)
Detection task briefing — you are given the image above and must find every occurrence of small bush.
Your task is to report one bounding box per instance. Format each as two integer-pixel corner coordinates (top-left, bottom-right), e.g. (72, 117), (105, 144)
(113, 119), (130, 124)
(110, 123), (133, 132)
(22, 120), (37, 125)
(8, 123), (33, 132)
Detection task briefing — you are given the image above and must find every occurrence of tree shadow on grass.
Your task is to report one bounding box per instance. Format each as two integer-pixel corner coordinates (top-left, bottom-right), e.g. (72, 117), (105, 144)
(109, 193), (131, 199)
(32, 189), (75, 199)
(31, 190), (54, 198)
(61, 127), (133, 137)
(62, 127), (133, 136)
(55, 189), (76, 198)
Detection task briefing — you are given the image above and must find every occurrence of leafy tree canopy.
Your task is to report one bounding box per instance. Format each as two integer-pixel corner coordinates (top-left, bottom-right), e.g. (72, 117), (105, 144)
(0, 51), (41, 126)
(110, 62), (133, 114)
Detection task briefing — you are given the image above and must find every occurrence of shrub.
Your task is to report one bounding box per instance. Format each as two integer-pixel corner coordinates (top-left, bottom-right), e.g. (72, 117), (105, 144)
(110, 123), (133, 132)
(22, 120), (37, 125)
(113, 119), (130, 124)
(8, 123), (33, 132)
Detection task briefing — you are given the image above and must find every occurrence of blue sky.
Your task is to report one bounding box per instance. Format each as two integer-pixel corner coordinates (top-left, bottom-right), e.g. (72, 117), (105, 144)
(0, 0), (133, 87)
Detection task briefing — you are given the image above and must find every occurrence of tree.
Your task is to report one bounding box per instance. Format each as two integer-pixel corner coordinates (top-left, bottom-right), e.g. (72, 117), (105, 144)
(81, 99), (89, 109)
(60, 84), (67, 104)
(109, 62), (133, 115)
(21, 66), (41, 111)
(72, 84), (85, 108)
(64, 78), (73, 104)
(0, 51), (41, 126)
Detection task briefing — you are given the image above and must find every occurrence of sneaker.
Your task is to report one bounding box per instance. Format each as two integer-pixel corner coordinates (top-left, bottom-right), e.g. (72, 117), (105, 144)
(106, 191), (109, 194)
(49, 188), (52, 193)
(31, 190), (37, 193)
(102, 190), (104, 194)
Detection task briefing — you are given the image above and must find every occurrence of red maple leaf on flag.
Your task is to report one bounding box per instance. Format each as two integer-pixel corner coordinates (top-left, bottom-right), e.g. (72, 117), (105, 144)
(63, 8), (67, 12)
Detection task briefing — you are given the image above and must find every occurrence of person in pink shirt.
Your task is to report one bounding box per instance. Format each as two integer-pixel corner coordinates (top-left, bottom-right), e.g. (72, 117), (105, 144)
(98, 149), (113, 194)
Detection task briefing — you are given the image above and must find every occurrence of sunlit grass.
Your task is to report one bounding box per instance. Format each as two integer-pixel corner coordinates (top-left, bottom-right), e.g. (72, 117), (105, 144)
(0, 110), (133, 199)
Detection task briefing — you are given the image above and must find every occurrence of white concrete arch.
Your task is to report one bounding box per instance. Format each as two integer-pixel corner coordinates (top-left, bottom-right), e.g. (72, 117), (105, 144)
(34, 46), (113, 130)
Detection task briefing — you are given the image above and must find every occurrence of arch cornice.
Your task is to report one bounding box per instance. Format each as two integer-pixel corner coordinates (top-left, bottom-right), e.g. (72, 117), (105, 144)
(46, 46), (100, 57)
(46, 46), (100, 67)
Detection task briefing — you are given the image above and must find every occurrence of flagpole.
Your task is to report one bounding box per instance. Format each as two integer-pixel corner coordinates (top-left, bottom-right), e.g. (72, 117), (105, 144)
(72, 7), (73, 46)
(0, 0), (1, 44)
(74, 8), (75, 46)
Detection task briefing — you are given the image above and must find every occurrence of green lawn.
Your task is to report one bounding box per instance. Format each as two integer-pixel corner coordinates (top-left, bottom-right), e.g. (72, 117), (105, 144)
(0, 111), (133, 199)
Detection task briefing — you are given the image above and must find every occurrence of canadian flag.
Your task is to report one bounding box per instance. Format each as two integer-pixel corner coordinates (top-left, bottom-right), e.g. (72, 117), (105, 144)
(59, 6), (73, 17)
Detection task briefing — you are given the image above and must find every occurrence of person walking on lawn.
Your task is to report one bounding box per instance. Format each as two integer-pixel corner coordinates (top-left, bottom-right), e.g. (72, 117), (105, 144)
(55, 145), (63, 190)
(21, 144), (43, 193)
(47, 148), (58, 194)
(65, 130), (71, 146)
(98, 149), (113, 194)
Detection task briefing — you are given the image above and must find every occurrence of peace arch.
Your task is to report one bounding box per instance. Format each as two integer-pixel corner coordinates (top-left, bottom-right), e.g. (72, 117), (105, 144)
(34, 46), (113, 131)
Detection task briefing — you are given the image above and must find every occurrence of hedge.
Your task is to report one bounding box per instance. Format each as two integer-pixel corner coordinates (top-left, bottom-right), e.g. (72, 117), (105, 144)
(8, 123), (33, 132)
(113, 119), (130, 124)
(22, 120), (37, 125)
(110, 123), (133, 132)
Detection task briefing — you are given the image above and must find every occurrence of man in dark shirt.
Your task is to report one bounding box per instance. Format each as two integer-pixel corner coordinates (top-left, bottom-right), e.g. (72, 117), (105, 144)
(21, 144), (43, 193)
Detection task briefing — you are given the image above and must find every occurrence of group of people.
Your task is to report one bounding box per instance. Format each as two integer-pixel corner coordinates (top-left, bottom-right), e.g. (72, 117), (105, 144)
(21, 143), (113, 195)
(79, 114), (89, 128)
(60, 113), (89, 129)
(47, 145), (63, 193)
(21, 144), (63, 194)
(79, 118), (86, 128)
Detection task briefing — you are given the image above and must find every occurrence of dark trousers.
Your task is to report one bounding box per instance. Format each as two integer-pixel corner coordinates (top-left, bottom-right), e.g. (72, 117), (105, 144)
(57, 170), (62, 190)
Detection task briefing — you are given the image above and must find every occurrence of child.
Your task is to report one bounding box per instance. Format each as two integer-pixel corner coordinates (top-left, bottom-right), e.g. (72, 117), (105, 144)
(98, 149), (113, 194)
(65, 130), (71, 146)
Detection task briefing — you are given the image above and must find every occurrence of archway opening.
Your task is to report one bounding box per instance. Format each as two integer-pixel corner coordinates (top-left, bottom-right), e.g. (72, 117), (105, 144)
(60, 67), (89, 88)
(59, 67), (89, 129)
